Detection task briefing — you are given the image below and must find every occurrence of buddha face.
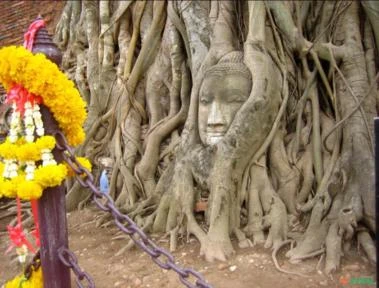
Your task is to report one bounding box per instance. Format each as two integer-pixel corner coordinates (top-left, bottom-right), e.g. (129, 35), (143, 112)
(198, 72), (251, 145)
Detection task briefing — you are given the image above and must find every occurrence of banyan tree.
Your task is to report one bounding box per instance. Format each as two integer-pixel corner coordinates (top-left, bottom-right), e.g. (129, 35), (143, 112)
(54, 0), (378, 273)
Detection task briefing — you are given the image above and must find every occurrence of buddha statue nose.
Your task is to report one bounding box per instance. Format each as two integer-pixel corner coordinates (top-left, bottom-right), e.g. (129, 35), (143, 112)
(207, 101), (225, 129)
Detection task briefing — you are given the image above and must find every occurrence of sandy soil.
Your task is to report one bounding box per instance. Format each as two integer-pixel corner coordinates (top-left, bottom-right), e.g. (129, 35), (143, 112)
(0, 205), (376, 288)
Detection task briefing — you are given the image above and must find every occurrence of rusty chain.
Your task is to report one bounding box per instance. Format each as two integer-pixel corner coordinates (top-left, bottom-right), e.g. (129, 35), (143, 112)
(54, 131), (213, 288)
(24, 251), (41, 280)
(58, 246), (95, 288)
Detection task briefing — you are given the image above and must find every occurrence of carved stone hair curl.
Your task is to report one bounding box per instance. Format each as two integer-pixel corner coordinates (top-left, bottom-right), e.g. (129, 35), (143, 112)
(203, 51), (251, 81)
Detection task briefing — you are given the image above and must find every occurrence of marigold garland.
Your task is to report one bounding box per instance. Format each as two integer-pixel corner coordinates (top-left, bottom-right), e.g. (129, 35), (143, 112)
(0, 45), (92, 201)
(0, 136), (56, 161)
(34, 164), (68, 187)
(0, 46), (87, 146)
(0, 163), (68, 200)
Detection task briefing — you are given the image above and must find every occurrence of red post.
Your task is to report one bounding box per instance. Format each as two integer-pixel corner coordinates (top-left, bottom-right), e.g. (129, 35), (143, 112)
(33, 25), (71, 288)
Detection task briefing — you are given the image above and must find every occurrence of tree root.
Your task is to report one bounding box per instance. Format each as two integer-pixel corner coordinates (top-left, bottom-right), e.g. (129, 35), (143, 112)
(289, 247), (325, 264)
(357, 229), (376, 265)
(272, 240), (309, 277)
(200, 238), (235, 263)
(0, 211), (16, 221)
(169, 226), (180, 252)
(234, 228), (253, 249)
(286, 201), (329, 260)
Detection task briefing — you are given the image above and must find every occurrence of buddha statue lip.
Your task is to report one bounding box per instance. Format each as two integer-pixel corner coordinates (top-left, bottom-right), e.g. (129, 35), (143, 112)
(206, 126), (227, 142)
(206, 133), (225, 145)
(207, 132), (225, 139)
(207, 131), (225, 136)
(206, 127), (227, 134)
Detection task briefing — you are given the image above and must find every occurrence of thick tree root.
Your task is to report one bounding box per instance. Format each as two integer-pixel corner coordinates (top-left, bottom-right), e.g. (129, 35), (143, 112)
(357, 229), (376, 265)
(272, 240), (309, 277)
(234, 228), (253, 249)
(289, 248), (325, 264)
(324, 222), (342, 275)
(200, 238), (235, 262)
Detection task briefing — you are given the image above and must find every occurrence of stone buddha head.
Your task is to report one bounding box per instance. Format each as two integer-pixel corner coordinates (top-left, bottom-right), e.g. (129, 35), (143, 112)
(198, 51), (252, 146)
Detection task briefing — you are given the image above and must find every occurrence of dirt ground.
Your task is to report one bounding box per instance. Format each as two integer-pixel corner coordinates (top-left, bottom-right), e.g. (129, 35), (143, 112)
(0, 205), (376, 288)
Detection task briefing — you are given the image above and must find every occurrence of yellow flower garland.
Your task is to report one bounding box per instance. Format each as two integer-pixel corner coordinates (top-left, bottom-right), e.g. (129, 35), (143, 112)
(0, 46), (94, 201)
(0, 136), (56, 161)
(0, 156), (92, 200)
(0, 46), (87, 146)
(5, 266), (43, 288)
(0, 163), (68, 200)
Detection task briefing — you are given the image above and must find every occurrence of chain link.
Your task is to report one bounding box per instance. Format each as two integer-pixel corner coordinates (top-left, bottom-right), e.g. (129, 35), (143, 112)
(55, 131), (213, 288)
(24, 251), (41, 279)
(58, 246), (95, 288)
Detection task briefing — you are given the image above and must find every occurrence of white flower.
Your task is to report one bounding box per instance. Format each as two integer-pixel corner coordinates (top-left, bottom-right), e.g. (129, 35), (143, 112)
(32, 111), (42, 122)
(2, 162), (10, 178)
(9, 135), (18, 143)
(9, 161), (17, 169)
(2, 160), (17, 178)
(41, 149), (56, 166)
(43, 159), (57, 166)
(25, 135), (34, 142)
(24, 116), (34, 125)
(24, 105), (35, 143)
(24, 109), (33, 117)
(25, 174), (34, 181)
(25, 126), (34, 134)
(41, 151), (53, 160)
(8, 106), (22, 143)
(10, 111), (20, 124)
(25, 161), (36, 180)
(37, 128), (45, 136)
(33, 105), (44, 136)
(45, 159), (57, 166)
(24, 101), (32, 109)
(36, 128), (45, 136)
(34, 119), (42, 126)
(9, 171), (18, 178)
(25, 165), (35, 173)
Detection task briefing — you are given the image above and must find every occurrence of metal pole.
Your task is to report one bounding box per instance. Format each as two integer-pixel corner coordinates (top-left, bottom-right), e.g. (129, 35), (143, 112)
(33, 25), (71, 288)
(374, 117), (379, 288)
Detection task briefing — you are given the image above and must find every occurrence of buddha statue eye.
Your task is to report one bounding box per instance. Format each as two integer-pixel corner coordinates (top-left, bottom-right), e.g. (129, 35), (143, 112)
(200, 97), (211, 105)
(226, 93), (248, 104)
(228, 96), (245, 104)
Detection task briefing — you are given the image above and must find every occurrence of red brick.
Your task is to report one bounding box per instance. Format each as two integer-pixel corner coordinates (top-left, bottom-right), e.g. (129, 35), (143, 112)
(0, 1), (65, 47)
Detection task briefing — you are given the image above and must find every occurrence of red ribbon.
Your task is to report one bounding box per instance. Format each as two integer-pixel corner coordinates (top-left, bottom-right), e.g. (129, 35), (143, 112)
(6, 224), (36, 254)
(6, 197), (36, 254)
(30, 200), (40, 247)
(24, 19), (46, 51)
(5, 85), (42, 115)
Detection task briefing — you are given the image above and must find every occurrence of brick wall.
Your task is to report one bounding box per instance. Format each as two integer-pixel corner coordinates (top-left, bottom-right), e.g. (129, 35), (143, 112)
(0, 0), (65, 99)
(0, 0), (65, 47)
